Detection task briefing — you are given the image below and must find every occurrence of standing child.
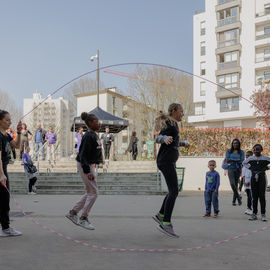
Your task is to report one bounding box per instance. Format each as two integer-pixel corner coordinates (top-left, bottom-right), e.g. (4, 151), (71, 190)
(22, 146), (37, 195)
(204, 160), (220, 217)
(153, 103), (189, 238)
(242, 151), (253, 215)
(0, 110), (22, 237)
(66, 112), (102, 230)
(243, 144), (270, 221)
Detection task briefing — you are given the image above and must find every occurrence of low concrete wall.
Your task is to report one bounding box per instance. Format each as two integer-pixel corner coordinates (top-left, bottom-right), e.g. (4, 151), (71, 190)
(160, 157), (270, 191)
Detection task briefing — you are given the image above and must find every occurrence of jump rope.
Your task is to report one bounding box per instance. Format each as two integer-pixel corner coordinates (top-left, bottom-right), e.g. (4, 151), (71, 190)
(2, 63), (269, 252)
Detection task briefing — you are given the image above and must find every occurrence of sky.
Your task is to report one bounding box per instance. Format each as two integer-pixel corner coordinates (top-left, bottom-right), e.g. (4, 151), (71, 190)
(0, 0), (205, 109)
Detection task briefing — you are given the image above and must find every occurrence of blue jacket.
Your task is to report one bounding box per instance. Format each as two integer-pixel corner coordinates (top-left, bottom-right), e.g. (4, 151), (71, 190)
(205, 171), (220, 191)
(225, 149), (244, 170)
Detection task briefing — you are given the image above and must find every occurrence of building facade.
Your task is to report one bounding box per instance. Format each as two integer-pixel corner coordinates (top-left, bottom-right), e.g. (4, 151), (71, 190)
(189, 0), (270, 128)
(76, 87), (155, 156)
(23, 93), (75, 158)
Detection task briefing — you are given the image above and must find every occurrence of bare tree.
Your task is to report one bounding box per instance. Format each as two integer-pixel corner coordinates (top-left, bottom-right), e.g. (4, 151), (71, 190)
(63, 77), (105, 113)
(0, 89), (22, 127)
(127, 65), (193, 138)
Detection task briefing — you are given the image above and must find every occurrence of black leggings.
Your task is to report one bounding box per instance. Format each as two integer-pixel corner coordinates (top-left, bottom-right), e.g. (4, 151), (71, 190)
(0, 164), (10, 230)
(228, 169), (241, 203)
(158, 163), (179, 223)
(251, 175), (266, 215)
(29, 177), (37, 192)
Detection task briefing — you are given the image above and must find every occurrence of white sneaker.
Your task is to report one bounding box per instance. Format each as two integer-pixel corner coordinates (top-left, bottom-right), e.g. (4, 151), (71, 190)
(78, 218), (95, 230)
(65, 211), (78, 225)
(245, 209), (253, 215)
(0, 227), (22, 237)
(28, 192), (37, 195)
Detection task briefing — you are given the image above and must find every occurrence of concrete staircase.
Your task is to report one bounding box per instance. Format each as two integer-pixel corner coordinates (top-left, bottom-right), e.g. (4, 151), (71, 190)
(8, 172), (162, 195)
(8, 160), (157, 173)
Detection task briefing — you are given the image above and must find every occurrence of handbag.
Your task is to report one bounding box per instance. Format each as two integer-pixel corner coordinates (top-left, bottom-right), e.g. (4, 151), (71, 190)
(222, 158), (229, 170)
(27, 164), (37, 174)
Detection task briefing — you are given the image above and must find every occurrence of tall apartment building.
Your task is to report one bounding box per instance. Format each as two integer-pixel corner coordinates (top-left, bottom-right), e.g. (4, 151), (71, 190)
(188, 0), (270, 128)
(76, 87), (155, 154)
(23, 93), (75, 158)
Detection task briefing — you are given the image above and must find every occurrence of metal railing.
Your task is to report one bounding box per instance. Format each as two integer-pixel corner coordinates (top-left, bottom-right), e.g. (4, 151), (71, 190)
(255, 56), (270, 63)
(218, 38), (238, 48)
(217, 0), (235, 5)
(256, 33), (270, 40)
(218, 16), (237, 27)
(218, 60), (238, 70)
(256, 11), (270, 18)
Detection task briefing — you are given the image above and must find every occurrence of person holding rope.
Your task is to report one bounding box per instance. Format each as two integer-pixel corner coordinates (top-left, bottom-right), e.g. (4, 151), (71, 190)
(153, 103), (189, 238)
(0, 110), (22, 237)
(66, 112), (102, 230)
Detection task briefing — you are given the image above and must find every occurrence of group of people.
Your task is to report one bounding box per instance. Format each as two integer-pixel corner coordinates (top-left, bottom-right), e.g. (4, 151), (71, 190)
(1, 103), (269, 238)
(74, 126), (139, 162)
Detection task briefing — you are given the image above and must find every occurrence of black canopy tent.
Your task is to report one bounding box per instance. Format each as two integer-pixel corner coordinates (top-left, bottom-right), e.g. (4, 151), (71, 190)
(71, 107), (129, 133)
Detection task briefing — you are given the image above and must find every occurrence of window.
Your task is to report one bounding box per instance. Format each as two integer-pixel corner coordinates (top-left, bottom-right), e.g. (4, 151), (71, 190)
(218, 73), (238, 90)
(264, 26), (270, 35)
(200, 82), (206, 96)
(264, 49), (270, 60)
(220, 97), (239, 112)
(195, 103), (205, 115)
(200, 21), (205, 35)
(200, 62), (206, 76)
(218, 7), (237, 26)
(264, 71), (270, 80)
(218, 0), (234, 4)
(218, 29), (238, 48)
(220, 51), (237, 63)
(201, 41), (206, 56)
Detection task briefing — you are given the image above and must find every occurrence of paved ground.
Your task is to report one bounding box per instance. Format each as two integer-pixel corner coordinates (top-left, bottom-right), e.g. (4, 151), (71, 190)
(1, 191), (270, 270)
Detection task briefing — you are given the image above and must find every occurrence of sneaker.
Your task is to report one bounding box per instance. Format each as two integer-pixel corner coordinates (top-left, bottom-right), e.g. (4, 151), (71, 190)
(157, 223), (179, 238)
(65, 211), (78, 225)
(203, 213), (211, 217)
(249, 214), (258, 221)
(213, 213), (218, 218)
(0, 227), (22, 237)
(245, 209), (253, 215)
(232, 202), (237, 206)
(28, 192), (37, 195)
(152, 213), (163, 224)
(261, 214), (268, 222)
(78, 217), (95, 230)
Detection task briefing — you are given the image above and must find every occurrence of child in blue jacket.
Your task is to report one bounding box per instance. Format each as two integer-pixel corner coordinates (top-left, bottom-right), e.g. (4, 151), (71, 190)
(204, 160), (220, 217)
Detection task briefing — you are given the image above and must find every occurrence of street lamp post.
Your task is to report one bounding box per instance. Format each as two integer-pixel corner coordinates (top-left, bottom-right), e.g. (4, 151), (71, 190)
(90, 49), (100, 107)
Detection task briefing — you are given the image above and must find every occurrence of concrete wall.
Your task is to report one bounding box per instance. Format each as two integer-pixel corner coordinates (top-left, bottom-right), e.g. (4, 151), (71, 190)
(160, 157), (270, 191)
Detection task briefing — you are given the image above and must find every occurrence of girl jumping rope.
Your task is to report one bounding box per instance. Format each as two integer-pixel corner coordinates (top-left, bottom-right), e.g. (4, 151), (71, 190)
(66, 112), (102, 230)
(153, 103), (189, 238)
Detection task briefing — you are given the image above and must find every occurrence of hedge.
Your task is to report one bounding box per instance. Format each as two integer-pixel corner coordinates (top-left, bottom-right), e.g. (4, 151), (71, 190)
(178, 128), (270, 156)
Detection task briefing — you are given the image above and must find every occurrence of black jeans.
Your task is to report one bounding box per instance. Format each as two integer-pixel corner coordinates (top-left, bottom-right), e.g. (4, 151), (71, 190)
(228, 169), (241, 203)
(29, 177), (37, 192)
(104, 144), (111, 160)
(132, 144), (138, 160)
(0, 164), (10, 230)
(245, 189), (252, 210)
(251, 174), (266, 215)
(158, 163), (179, 223)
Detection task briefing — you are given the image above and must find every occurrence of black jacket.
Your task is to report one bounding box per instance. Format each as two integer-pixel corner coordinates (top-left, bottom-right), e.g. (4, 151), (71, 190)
(156, 121), (186, 166)
(76, 130), (103, 174)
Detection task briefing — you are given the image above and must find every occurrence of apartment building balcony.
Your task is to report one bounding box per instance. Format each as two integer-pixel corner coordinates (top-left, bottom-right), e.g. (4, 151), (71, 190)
(216, 0), (241, 12)
(216, 21), (241, 33)
(255, 11), (270, 25)
(216, 86), (241, 99)
(255, 33), (270, 48)
(255, 57), (270, 70)
(216, 43), (241, 55)
(216, 64), (241, 76)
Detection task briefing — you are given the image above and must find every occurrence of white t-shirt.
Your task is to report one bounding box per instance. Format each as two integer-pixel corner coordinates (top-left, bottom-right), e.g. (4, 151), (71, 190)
(242, 166), (252, 190)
